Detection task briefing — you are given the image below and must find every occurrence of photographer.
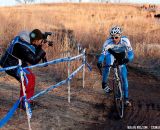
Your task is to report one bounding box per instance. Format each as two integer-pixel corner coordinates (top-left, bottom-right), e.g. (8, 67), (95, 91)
(0, 29), (49, 110)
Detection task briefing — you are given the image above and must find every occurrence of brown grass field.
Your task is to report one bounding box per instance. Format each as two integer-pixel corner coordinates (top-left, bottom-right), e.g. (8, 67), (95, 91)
(0, 3), (160, 71)
(0, 3), (160, 130)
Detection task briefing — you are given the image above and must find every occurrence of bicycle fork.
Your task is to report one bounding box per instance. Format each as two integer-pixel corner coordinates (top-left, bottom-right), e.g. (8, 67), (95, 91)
(113, 67), (123, 100)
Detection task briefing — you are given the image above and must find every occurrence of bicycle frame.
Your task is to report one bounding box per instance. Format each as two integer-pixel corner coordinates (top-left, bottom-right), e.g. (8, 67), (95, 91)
(112, 62), (124, 118)
(98, 44), (127, 118)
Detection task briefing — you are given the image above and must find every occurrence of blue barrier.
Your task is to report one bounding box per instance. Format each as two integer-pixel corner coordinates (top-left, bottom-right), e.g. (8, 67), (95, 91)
(70, 53), (83, 61)
(0, 53), (84, 72)
(0, 51), (91, 129)
(30, 64), (85, 101)
(85, 61), (92, 71)
(24, 53), (83, 70)
(0, 99), (20, 128)
(0, 65), (19, 72)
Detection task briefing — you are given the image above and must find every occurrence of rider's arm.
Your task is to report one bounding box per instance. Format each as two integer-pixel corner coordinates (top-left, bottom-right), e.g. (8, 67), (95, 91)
(122, 37), (134, 62)
(98, 41), (108, 63)
(97, 43), (106, 71)
(127, 51), (134, 62)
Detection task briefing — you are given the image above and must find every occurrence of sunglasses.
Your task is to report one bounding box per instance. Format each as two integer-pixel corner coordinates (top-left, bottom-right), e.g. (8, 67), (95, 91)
(111, 36), (120, 39)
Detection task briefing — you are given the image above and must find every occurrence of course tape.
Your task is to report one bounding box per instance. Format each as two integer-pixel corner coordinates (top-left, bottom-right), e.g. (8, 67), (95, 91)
(70, 53), (83, 61)
(24, 53), (83, 70)
(29, 63), (85, 101)
(0, 51), (91, 128)
(85, 61), (92, 71)
(0, 65), (18, 72)
(0, 54), (83, 72)
(0, 99), (20, 128)
(0, 64), (85, 128)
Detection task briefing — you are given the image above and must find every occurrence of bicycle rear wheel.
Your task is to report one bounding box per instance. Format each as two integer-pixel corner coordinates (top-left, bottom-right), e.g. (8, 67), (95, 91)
(114, 80), (124, 118)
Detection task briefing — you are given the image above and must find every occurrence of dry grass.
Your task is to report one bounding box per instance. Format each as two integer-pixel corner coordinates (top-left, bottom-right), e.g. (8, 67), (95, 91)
(0, 4), (160, 129)
(0, 3), (160, 73)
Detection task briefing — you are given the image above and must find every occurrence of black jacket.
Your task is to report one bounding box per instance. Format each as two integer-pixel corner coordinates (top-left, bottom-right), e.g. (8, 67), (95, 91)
(0, 36), (46, 80)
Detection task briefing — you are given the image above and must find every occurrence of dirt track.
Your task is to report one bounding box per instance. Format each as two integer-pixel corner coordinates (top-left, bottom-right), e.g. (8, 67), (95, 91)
(0, 66), (160, 130)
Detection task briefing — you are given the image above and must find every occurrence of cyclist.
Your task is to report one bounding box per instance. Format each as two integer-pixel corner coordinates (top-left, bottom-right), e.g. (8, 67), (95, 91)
(97, 26), (134, 107)
(0, 29), (47, 109)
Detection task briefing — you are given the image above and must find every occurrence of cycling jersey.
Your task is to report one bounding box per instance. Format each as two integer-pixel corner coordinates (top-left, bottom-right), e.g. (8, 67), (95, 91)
(98, 36), (134, 65)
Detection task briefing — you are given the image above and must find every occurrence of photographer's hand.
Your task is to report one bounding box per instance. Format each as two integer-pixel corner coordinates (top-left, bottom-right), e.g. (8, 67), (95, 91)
(42, 56), (48, 67)
(41, 42), (48, 50)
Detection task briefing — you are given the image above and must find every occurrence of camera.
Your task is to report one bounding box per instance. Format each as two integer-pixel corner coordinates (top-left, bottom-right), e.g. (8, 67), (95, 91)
(43, 32), (53, 46)
(42, 56), (48, 66)
(40, 32), (54, 65)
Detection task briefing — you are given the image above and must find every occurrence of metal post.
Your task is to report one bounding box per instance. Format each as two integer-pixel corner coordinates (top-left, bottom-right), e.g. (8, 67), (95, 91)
(67, 51), (71, 103)
(19, 59), (32, 130)
(83, 49), (86, 88)
(77, 43), (80, 55)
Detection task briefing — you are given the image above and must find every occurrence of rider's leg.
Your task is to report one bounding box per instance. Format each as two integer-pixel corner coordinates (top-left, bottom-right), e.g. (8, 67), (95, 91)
(120, 65), (131, 106)
(102, 54), (114, 93)
(119, 65), (128, 99)
(102, 66), (110, 87)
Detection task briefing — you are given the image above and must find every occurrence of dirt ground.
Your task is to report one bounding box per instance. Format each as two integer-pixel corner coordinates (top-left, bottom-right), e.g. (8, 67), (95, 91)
(0, 65), (160, 130)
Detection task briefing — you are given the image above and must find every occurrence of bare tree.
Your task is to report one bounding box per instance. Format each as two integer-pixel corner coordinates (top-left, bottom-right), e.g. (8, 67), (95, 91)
(15, 0), (35, 4)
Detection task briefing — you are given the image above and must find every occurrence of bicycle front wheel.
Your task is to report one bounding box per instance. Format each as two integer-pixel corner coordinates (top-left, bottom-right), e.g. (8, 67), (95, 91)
(114, 80), (124, 118)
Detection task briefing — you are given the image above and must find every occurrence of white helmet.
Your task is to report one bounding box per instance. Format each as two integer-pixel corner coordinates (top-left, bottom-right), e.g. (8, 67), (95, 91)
(110, 26), (122, 36)
(18, 31), (30, 43)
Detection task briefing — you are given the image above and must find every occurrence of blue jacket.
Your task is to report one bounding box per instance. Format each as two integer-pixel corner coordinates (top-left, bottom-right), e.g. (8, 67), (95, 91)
(98, 36), (134, 65)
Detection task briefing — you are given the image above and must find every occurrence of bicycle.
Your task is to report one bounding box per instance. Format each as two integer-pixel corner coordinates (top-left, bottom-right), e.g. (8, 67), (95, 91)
(98, 60), (124, 119)
(98, 46), (126, 118)
(111, 60), (124, 118)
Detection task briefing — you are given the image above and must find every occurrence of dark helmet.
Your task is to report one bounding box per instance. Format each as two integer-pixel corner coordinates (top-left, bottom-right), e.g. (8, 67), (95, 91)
(30, 29), (43, 42)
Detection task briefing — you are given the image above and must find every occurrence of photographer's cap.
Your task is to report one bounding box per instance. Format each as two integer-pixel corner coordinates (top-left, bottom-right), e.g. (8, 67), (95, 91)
(30, 29), (43, 42)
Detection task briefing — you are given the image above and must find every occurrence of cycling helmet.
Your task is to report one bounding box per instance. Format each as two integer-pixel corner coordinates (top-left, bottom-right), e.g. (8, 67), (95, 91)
(110, 26), (122, 36)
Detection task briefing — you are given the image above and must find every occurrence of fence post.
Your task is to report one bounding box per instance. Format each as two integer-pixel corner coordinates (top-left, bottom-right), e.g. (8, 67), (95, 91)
(77, 43), (80, 55)
(83, 49), (86, 88)
(18, 59), (32, 130)
(67, 51), (71, 103)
